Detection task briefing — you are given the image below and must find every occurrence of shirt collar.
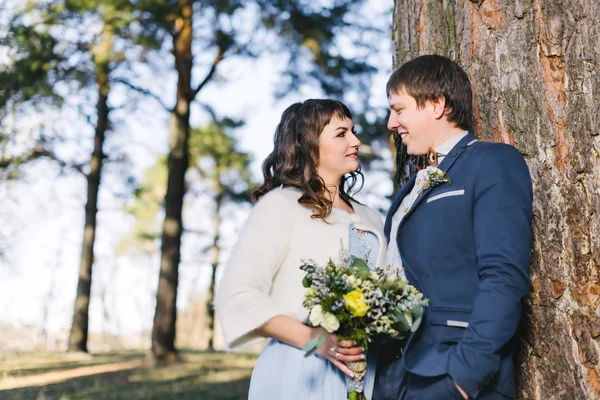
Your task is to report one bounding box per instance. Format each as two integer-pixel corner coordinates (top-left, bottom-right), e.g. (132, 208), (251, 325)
(435, 130), (469, 163)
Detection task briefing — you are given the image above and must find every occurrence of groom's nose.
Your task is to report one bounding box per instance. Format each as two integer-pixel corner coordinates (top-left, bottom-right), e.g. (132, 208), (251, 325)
(387, 112), (398, 131)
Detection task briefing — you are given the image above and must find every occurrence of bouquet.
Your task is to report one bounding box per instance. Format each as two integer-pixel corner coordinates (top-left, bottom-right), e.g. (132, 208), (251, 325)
(300, 253), (428, 400)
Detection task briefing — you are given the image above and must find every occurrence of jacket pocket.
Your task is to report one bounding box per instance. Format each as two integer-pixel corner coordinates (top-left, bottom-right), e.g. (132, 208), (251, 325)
(426, 189), (465, 204)
(427, 307), (472, 328)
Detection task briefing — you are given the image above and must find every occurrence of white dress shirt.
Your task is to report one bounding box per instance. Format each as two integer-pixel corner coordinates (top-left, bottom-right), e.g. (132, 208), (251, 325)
(385, 131), (469, 275)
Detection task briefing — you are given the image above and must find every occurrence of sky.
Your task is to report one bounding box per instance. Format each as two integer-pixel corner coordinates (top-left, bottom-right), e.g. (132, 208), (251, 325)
(0, 0), (395, 346)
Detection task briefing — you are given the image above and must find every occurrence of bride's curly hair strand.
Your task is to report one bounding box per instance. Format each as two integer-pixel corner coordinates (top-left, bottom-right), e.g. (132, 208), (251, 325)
(252, 99), (363, 220)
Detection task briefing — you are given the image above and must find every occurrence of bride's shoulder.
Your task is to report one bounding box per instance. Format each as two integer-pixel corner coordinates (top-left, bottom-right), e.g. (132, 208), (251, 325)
(254, 186), (300, 209)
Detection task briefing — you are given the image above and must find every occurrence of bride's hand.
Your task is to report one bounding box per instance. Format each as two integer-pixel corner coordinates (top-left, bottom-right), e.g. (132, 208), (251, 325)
(315, 330), (365, 378)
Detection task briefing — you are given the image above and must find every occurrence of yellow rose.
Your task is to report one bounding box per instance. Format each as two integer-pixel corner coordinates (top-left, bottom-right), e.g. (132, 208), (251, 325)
(306, 288), (316, 297)
(344, 289), (369, 317)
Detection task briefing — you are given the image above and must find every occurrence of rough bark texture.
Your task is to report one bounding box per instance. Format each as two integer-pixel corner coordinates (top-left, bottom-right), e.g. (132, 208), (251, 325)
(151, 0), (193, 363)
(67, 31), (111, 353)
(392, 1), (600, 398)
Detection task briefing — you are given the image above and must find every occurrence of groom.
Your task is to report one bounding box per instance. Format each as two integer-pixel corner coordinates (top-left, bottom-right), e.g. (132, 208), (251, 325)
(374, 55), (533, 399)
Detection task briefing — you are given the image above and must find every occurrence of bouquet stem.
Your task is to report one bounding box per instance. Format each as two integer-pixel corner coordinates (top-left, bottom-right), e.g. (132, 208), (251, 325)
(348, 390), (366, 400)
(345, 360), (367, 400)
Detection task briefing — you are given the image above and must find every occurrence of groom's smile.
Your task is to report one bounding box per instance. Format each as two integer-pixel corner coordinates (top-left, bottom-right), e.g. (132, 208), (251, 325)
(388, 89), (458, 156)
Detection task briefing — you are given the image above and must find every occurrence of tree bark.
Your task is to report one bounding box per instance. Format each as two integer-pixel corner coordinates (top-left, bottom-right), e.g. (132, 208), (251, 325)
(206, 189), (223, 351)
(67, 30), (112, 353)
(392, 1), (600, 398)
(151, 0), (193, 363)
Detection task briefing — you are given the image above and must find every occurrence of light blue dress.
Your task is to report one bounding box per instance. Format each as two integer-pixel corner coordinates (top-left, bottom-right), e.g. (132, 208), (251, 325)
(248, 225), (380, 400)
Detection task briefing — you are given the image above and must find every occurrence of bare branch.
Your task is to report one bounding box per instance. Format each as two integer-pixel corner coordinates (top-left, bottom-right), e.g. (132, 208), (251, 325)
(189, 47), (226, 101)
(113, 78), (172, 112)
(0, 145), (86, 176)
(183, 228), (206, 236)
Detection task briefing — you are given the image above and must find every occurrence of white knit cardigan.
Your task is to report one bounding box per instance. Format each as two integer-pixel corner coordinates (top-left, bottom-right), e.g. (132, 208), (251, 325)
(215, 186), (387, 349)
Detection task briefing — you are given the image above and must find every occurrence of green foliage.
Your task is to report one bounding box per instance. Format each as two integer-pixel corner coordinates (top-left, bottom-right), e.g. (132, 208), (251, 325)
(0, 22), (65, 109)
(256, 0), (376, 99)
(301, 333), (325, 357)
(120, 121), (256, 255)
(189, 121), (256, 201)
(0, 0), (144, 176)
(118, 155), (168, 255)
(350, 256), (371, 278)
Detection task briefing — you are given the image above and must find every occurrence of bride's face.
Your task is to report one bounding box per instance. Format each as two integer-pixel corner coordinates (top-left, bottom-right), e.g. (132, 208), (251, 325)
(317, 116), (361, 184)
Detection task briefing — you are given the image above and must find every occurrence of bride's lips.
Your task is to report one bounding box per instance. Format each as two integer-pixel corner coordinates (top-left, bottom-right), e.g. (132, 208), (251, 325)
(399, 132), (408, 143)
(345, 152), (358, 159)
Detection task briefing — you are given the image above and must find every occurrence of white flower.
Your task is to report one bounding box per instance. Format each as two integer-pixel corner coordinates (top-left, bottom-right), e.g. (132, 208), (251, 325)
(321, 312), (340, 333)
(346, 275), (357, 286)
(309, 305), (324, 327)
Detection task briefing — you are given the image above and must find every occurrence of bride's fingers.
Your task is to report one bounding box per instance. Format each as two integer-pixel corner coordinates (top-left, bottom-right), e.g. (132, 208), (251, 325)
(330, 357), (355, 378)
(336, 346), (364, 356)
(334, 351), (366, 362)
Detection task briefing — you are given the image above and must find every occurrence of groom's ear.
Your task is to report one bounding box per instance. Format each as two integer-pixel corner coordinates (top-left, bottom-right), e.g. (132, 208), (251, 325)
(430, 96), (447, 120)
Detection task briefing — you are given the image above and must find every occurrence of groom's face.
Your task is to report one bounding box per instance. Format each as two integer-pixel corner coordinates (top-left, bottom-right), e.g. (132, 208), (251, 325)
(388, 90), (438, 155)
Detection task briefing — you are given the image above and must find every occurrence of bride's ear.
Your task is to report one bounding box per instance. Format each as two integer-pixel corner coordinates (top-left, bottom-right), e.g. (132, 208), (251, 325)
(430, 96), (446, 120)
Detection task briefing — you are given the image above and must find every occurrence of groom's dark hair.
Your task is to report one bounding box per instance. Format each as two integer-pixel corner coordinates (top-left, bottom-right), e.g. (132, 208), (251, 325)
(386, 54), (475, 132)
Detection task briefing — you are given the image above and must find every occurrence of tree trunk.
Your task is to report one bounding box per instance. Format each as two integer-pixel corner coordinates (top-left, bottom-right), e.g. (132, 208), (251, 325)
(392, 1), (600, 398)
(151, 0), (193, 363)
(67, 30), (112, 353)
(206, 189), (223, 351)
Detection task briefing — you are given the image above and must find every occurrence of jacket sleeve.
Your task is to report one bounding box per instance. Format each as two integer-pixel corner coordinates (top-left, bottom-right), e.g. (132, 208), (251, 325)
(214, 190), (293, 349)
(448, 145), (533, 398)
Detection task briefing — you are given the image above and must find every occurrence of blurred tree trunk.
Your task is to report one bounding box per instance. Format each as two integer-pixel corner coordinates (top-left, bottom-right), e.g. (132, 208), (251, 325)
(150, 2), (192, 362)
(206, 189), (223, 351)
(151, 0), (228, 362)
(67, 29), (112, 353)
(392, 1), (600, 398)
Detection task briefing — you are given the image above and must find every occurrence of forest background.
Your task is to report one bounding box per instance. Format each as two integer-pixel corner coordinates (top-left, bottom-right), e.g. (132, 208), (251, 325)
(1, 1), (599, 399)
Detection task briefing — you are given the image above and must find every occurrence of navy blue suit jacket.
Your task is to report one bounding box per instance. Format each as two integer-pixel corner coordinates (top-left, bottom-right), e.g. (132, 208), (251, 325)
(383, 133), (533, 398)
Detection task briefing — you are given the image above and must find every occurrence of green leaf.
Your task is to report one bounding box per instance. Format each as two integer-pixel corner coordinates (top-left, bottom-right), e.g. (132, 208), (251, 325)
(393, 311), (410, 333)
(301, 334), (325, 357)
(302, 276), (312, 288)
(410, 305), (424, 333)
(351, 256), (370, 275)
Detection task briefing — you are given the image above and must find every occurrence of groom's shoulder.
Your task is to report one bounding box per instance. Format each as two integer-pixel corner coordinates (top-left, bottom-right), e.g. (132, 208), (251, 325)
(471, 140), (528, 169)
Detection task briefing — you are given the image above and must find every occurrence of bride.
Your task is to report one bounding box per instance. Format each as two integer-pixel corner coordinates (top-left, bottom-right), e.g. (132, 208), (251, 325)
(215, 99), (387, 399)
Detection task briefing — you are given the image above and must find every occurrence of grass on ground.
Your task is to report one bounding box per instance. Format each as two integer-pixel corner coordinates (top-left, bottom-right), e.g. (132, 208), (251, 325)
(0, 350), (257, 400)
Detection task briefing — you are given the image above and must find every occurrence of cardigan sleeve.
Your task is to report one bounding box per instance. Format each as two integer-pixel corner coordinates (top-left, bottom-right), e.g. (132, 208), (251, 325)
(215, 189), (294, 349)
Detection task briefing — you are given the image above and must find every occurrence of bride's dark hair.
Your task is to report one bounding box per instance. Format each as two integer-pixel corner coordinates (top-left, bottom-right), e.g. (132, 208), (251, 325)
(252, 99), (363, 220)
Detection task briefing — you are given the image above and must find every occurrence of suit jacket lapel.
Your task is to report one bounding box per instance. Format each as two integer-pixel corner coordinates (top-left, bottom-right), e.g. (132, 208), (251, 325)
(384, 174), (416, 241)
(436, 132), (477, 173)
(401, 132), (477, 220)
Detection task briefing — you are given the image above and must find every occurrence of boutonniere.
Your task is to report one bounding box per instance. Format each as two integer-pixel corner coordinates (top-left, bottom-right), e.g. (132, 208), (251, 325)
(417, 167), (451, 195)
